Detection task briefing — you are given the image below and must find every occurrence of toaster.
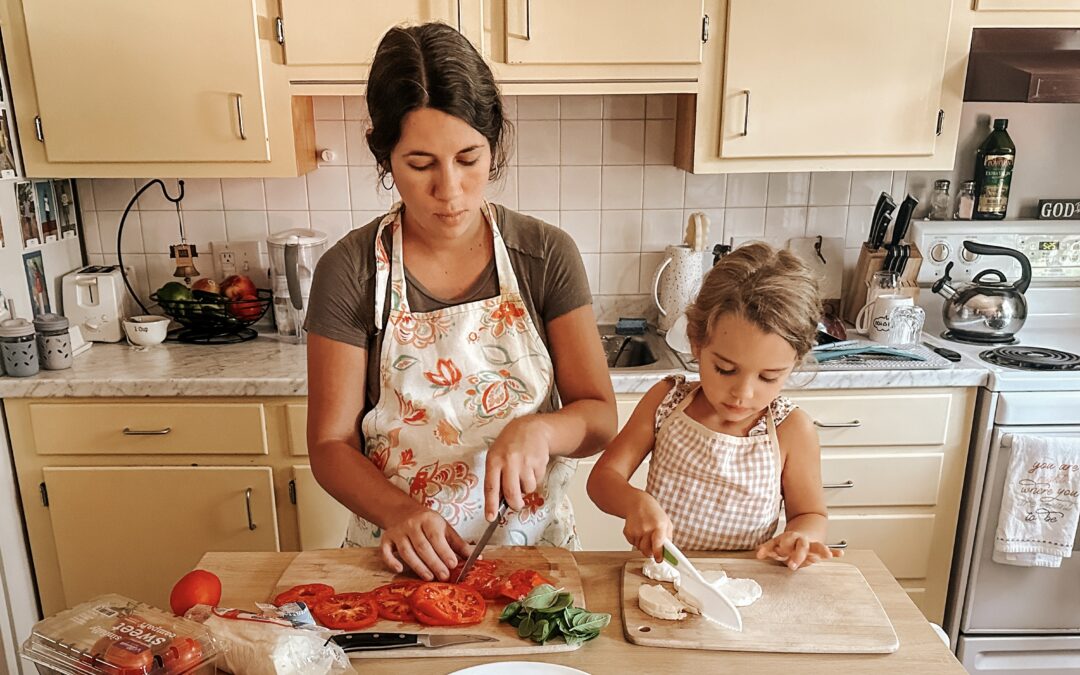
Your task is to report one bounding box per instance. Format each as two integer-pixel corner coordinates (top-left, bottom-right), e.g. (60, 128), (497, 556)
(61, 266), (134, 343)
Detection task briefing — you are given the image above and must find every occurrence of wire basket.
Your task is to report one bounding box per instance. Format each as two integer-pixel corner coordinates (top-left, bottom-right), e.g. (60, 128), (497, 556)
(150, 288), (272, 335)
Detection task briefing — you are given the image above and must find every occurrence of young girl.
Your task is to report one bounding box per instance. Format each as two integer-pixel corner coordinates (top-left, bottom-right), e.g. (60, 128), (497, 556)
(588, 242), (839, 571)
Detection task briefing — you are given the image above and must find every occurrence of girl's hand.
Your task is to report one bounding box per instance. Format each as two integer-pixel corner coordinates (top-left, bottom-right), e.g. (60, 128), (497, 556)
(624, 492), (673, 562)
(379, 502), (473, 581)
(755, 530), (841, 570)
(485, 416), (553, 520)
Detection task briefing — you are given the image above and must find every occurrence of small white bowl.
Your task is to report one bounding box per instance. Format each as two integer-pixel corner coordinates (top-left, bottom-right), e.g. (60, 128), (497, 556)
(122, 315), (170, 346)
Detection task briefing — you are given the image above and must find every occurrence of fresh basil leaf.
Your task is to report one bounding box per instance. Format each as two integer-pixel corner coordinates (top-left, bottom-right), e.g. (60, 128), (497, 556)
(522, 584), (561, 609)
(508, 614), (523, 628)
(563, 633), (585, 648)
(517, 614), (536, 639)
(531, 618), (551, 642)
(534, 592), (573, 614)
(570, 612), (611, 635)
(499, 601), (521, 621)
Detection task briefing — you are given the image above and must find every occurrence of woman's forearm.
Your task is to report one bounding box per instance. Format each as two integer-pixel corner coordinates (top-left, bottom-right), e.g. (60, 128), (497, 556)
(529, 398), (618, 460)
(309, 440), (421, 528)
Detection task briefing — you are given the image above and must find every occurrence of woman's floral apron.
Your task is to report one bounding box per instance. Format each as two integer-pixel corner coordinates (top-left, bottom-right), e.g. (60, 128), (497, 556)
(345, 202), (578, 548)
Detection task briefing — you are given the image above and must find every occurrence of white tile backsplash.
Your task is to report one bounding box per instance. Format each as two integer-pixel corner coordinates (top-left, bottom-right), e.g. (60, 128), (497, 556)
(82, 95), (913, 310)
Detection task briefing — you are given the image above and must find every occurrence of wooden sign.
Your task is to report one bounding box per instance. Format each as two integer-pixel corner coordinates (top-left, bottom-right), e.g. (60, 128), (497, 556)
(1037, 199), (1080, 220)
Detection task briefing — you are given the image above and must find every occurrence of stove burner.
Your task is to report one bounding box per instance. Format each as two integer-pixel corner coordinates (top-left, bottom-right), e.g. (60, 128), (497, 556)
(941, 330), (1018, 346)
(980, 346), (1080, 371)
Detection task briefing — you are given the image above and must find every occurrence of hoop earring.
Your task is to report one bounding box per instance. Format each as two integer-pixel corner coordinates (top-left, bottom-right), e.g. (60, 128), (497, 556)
(380, 172), (395, 191)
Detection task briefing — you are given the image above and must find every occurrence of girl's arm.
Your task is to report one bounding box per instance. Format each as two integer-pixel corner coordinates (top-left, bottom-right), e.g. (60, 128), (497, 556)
(587, 379), (675, 560)
(756, 407), (840, 569)
(483, 305), (618, 520)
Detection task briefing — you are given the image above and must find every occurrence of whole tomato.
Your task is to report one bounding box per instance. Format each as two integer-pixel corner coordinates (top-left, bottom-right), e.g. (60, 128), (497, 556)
(220, 274), (257, 300)
(170, 570), (222, 616)
(228, 293), (263, 321)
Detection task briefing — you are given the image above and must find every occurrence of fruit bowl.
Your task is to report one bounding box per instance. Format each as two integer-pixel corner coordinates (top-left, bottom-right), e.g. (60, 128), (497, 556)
(151, 288), (272, 336)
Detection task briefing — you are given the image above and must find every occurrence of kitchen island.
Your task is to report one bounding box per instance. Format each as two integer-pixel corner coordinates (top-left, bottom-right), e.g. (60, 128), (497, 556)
(196, 549), (966, 674)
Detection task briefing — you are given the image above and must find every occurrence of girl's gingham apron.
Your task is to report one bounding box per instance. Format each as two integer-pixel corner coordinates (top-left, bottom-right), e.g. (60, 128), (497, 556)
(345, 202), (578, 549)
(647, 376), (786, 550)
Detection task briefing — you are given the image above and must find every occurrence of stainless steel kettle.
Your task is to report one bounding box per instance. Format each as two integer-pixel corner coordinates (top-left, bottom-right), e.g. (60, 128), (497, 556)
(931, 241), (1032, 342)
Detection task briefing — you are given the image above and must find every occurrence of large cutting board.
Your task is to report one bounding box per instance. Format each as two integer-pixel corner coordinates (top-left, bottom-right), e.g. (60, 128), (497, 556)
(270, 546), (586, 659)
(622, 558), (898, 653)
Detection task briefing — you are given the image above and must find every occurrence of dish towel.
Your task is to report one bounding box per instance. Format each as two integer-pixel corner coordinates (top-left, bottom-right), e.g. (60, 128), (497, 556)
(993, 434), (1080, 568)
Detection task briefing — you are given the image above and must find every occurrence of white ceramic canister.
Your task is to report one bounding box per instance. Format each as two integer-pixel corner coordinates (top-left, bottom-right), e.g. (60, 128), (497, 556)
(33, 313), (72, 370)
(651, 244), (704, 334)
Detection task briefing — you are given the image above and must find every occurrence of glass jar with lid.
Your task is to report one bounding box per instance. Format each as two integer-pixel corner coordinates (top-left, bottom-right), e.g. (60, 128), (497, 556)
(928, 179), (951, 220)
(954, 180), (976, 220)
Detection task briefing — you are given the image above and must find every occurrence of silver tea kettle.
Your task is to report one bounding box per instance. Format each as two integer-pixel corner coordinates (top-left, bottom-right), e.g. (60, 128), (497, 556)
(931, 240), (1032, 342)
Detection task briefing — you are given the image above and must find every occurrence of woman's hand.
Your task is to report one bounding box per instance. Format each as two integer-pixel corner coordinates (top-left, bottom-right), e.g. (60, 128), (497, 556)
(624, 492), (673, 562)
(755, 530), (841, 571)
(379, 502), (473, 581)
(484, 416), (554, 520)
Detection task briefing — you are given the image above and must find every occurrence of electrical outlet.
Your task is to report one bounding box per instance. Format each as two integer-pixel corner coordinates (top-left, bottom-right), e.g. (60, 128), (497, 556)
(210, 241), (269, 288)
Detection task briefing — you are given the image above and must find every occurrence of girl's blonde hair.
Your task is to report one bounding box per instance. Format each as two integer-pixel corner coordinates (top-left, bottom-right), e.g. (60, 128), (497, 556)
(685, 242), (821, 360)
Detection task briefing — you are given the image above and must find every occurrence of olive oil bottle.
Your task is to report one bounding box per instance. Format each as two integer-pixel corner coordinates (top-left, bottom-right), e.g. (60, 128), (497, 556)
(972, 118), (1015, 220)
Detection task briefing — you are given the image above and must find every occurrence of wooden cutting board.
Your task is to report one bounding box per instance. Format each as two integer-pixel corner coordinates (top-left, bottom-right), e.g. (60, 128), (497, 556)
(621, 558), (898, 654)
(270, 546), (586, 659)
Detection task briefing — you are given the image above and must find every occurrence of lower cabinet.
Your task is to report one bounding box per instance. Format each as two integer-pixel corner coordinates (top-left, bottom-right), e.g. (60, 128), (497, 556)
(292, 464), (351, 551)
(41, 466), (278, 613)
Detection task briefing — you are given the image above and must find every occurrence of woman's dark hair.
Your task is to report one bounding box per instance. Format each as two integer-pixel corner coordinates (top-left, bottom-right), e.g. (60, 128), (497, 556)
(365, 22), (511, 182)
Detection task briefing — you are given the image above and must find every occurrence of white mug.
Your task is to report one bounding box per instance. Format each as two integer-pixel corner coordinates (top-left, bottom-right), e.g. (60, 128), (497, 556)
(854, 294), (914, 344)
(122, 315), (170, 349)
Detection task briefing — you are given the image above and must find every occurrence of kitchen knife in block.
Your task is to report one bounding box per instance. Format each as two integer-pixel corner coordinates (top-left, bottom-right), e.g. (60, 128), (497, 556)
(662, 540), (742, 631)
(890, 195), (918, 246)
(788, 237), (843, 301)
(868, 192), (896, 250)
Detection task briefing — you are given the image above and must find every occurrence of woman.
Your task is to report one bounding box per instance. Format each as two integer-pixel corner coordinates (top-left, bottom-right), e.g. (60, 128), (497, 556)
(305, 22), (617, 583)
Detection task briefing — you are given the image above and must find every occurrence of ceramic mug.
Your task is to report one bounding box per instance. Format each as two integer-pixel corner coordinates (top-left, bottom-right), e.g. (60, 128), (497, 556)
(854, 294), (914, 344)
(122, 315), (170, 349)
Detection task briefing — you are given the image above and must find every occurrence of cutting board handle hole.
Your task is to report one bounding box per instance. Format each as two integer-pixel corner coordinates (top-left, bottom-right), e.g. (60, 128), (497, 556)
(637, 626), (652, 633)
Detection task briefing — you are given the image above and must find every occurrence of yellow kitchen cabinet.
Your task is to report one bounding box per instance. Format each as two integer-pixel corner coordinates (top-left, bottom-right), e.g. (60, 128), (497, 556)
(677, 0), (971, 173)
(41, 466), (279, 613)
(1, 0), (316, 178)
(292, 465), (352, 550)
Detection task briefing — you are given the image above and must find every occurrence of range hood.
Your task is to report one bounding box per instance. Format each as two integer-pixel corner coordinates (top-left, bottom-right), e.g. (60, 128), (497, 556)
(965, 28), (1080, 103)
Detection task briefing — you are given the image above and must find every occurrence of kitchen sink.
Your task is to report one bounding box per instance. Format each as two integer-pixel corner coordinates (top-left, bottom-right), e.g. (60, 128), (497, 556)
(598, 325), (682, 372)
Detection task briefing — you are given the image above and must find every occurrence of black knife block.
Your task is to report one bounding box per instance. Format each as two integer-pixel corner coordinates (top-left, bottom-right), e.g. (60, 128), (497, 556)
(841, 242), (923, 325)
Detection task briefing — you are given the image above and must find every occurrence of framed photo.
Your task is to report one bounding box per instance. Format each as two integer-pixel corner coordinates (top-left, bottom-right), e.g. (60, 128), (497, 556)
(0, 111), (16, 179)
(33, 180), (58, 243)
(52, 179), (78, 239)
(16, 180), (40, 247)
(23, 250), (51, 317)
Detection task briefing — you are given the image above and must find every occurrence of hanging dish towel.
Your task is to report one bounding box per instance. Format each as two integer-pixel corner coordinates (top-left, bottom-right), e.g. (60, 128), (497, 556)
(993, 434), (1080, 568)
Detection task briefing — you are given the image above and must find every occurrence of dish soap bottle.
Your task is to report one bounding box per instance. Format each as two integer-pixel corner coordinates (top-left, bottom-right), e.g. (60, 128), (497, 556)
(972, 118), (1015, 220)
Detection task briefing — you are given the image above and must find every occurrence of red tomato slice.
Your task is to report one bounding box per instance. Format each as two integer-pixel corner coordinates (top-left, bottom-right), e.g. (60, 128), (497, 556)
(499, 569), (551, 601)
(474, 574), (508, 601)
(409, 582), (486, 626)
(273, 583), (335, 607)
(312, 593), (379, 630)
(450, 558), (498, 583)
(371, 581), (421, 622)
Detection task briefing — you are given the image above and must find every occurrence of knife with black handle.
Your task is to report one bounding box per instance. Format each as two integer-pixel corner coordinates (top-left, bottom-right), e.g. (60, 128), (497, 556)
(868, 192), (896, 250)
(890, 194), (918, 246)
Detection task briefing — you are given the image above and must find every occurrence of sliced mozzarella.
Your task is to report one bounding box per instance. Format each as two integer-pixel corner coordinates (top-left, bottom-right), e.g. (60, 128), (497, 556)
(637, 584), (688, 621)
(642, 559), (680, 583)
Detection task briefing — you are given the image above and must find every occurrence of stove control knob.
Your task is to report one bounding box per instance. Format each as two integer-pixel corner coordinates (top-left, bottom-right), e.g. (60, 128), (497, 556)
(961, 247), (980, 263)
(929, 241), (951, 263)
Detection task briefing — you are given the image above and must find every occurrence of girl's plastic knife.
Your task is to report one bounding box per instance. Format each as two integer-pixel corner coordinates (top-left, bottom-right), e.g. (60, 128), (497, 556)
(661, 540), (743, 631)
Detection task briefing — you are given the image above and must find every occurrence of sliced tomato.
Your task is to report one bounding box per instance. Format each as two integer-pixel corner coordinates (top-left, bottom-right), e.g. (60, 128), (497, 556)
(474, 574), (508, 600)
(499, 569), (551, 601)
(409, 582), (486, 626)
(273, 583), (335, 607)
(371, 581), (421, 622)
(449, 558), (498, 584)
(311, 593), (379, 630)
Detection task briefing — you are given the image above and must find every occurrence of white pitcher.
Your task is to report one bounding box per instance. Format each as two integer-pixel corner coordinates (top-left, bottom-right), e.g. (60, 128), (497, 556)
(652, 244), (704, 333)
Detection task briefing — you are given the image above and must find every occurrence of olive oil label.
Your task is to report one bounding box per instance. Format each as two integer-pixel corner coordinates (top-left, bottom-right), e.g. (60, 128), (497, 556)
(978, 154), (1014, 213)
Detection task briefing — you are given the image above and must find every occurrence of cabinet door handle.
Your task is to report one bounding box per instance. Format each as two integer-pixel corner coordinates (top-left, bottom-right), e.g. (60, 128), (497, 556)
(245, 487), (257, 530)
(122, 427), (171, 436)
(740, 89), (751, 136)
(823, 480), (855, 489)
(234, 93), (247, 141)
(813, 419), (862, 429)
(524, 0), (532, 40)
(828, 540), (848, 549)
(456, 0), (462, 32)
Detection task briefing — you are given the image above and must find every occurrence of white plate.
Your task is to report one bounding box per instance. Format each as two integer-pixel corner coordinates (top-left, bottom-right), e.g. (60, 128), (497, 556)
(664, 312), (692, 355)
(448, 663), (591, 675)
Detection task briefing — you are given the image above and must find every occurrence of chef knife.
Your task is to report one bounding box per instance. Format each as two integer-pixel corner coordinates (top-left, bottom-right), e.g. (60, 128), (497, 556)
(890, 194), (918, 246)
(330, 631), (498, 653)
(868, 192), (896, 250)
(454, 499), (508, 583)
(661, 540), (742, 632)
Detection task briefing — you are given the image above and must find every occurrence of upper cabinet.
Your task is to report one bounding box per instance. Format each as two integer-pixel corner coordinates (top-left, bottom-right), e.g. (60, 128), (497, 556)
(502, 0), (703, 65)
(277, 0), (458, 66)
(2, 0), (316, 178)
(718, 0), (950, 159)
(677, 0), (965, 173)
(974, 0), (1080, 9)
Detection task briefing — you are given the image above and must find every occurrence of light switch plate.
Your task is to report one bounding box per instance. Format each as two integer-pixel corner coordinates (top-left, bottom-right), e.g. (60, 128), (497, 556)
(210, 240), (269, 288)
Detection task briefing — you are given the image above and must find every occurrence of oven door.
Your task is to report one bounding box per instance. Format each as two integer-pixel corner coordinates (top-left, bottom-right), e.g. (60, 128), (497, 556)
(962, 425), (1080, 634)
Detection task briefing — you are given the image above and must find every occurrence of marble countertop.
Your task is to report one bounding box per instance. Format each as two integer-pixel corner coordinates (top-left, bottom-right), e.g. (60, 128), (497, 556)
(0, 333), (988, 399)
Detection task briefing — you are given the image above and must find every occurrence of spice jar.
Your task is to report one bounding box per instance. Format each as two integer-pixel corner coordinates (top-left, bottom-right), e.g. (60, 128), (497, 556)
(928, 179), (951, 220)
(33, 313), (72, 370)
(0, 318), (40, 377)
(954, 180), (976, 220)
